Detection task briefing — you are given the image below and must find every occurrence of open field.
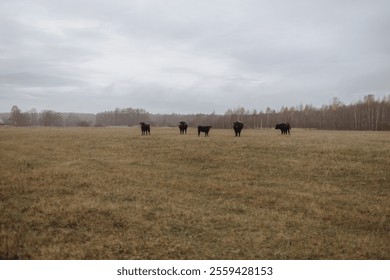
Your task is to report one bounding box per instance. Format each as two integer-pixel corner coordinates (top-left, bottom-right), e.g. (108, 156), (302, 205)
(0, 126), (389, 259)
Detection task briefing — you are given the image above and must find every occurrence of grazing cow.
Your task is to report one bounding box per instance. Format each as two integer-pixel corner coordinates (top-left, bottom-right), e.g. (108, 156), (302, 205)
(140, 122), (150, 135)
(198, 125), (212, 137)
(179, 121), (188, 134)
(233, 121), (244, 137)
(275, 122), (291, 135)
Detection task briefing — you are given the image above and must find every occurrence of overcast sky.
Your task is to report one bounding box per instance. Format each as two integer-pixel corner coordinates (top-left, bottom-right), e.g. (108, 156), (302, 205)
(1, 0), (389, 114)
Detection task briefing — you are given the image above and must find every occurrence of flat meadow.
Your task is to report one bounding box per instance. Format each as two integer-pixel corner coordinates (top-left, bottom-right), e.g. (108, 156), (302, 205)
(0, 126), (389, 259)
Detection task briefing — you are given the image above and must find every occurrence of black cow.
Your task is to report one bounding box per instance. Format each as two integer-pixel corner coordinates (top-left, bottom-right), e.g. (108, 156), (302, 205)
(179, 121), (188, 134)
(233, 121), (244, 137)
(198, 125), (212, 137)
(140, 122), (150, 135)
(275, 122), (291, 135)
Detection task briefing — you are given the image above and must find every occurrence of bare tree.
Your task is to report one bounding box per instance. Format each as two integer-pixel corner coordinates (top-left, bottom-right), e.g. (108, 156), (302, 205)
(39, 110), (63, 127)
(10, 105), (22, 126)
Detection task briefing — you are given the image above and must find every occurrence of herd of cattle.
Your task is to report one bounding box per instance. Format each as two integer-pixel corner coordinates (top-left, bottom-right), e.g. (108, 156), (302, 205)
(140, 121), (291, 136)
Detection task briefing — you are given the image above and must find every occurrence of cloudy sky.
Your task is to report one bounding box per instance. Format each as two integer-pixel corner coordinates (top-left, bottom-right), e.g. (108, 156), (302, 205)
(0, 0), (389, 114)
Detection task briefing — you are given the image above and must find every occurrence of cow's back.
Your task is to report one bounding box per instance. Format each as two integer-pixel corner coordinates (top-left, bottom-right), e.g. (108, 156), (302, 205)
(198, 125), (211, 136)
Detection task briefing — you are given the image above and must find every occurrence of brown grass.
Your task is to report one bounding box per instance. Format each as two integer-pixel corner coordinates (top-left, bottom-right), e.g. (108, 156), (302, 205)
(0, 126), (389, 259)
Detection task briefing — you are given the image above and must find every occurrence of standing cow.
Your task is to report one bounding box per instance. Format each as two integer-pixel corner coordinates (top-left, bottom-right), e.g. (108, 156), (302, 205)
(275, 122), (291, 135)
(198, 125), (212, 137)
(140, 122), (150, 135)
(179, 121), (188, 134)
(233, 121), (244, 137)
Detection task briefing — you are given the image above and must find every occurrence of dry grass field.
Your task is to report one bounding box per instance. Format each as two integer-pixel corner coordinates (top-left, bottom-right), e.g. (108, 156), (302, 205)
(0, 126), (389, 259)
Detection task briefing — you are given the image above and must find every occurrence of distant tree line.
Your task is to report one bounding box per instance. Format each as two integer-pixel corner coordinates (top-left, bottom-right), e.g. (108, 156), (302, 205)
(218, 94), (390, 131)
(5, 105), (95, 127)
(3, 94), (390, 130)
(149, 94), (390, 131)
(95, 108), (150, 126)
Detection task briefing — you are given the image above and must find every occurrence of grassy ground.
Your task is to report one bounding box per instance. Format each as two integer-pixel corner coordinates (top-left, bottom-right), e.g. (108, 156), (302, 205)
(0, 126), (389, 259)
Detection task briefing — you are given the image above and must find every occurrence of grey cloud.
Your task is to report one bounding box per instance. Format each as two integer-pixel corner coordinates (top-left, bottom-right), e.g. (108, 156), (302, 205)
(0, 0), (389, 114)
(0, 72), (87, 87)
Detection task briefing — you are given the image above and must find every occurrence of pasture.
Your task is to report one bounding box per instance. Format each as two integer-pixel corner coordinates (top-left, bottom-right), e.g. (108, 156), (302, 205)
(0, 126), (389, 259)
